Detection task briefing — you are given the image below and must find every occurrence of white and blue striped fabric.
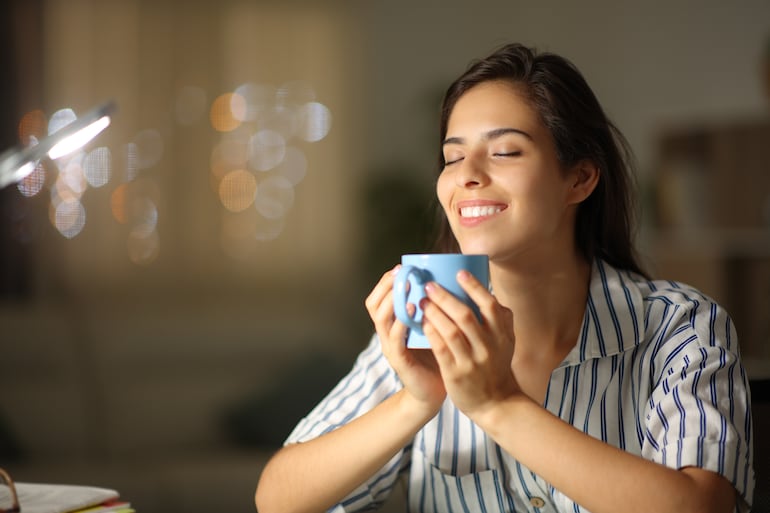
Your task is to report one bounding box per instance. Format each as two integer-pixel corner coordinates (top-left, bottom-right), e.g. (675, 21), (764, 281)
(285, 259), (755, 512)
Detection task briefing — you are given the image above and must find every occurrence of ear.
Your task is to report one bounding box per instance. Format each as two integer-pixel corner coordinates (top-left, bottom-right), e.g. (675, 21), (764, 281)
(566, 160), (600, 205)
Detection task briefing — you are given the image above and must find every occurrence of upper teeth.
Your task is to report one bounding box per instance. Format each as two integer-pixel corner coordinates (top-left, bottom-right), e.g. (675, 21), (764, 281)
(460, 206), (503, 218)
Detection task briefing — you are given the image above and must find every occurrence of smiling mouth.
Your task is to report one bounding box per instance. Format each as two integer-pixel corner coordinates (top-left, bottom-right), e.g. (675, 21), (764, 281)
(459, 205), (506, 218)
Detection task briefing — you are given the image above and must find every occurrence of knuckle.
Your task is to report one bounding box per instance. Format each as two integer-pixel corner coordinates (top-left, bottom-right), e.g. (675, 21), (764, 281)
(432, 342), (451, 358)
(475, 347), (490, 365)
(459, 309), (477, 324)
(446, 325), (464, 341)
(455, 360), (473, 375)
(478, 295), (497, 311)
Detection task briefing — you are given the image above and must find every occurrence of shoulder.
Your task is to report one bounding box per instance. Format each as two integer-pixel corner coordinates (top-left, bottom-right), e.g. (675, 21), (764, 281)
(595, 260), (738, 353)
(598, 260), (717, 311)
(642, 278), (735, 345)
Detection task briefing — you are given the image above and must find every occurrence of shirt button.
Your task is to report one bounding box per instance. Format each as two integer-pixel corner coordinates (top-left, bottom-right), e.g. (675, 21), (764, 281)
(530, 496), (546, 508)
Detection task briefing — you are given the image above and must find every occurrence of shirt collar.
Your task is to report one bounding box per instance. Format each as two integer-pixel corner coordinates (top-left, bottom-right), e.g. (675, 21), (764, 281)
(559, 259), (646, 367)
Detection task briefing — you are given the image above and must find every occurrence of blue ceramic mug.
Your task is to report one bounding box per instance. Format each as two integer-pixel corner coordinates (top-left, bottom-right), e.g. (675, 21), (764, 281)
(393, 253), (489, 349)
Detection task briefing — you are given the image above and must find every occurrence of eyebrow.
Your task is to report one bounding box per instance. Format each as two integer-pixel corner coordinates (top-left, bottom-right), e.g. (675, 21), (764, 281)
(442, 127), (533, 146)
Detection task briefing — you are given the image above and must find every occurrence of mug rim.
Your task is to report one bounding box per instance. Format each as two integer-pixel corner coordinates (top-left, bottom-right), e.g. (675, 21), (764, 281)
(401, 253), (488, 257)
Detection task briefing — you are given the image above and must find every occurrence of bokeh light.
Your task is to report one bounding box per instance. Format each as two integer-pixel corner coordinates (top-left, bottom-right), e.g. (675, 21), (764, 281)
(111, 183), (129, 224)
(51, 199), (86, 239)
(254, 175), (294, 219)
(233, 83), (275, 122)
(275, 146), (307, 186)
(219, 169), (257, 212)
(249, 130), (285, 172)
(210, 93), (244, 132)
(18, 109), (47, 146)
(110, 176), (162, 264)
(17, 162), (46, 197)
(210, 135), (250, 177)
(10, 105), (168, 253)
(10, 84), (332, 257)
(83, 147), (112, 187)
(298, 102), (332, 142)
(125, 142), (138, 182)
(276, 80), (316, 107)
(129, 197), (158, 238)
(58, 157), (88, 196)
(258, 105), (298, 140)
(228, 93), (248, 123)
(127, 229), (159, 265)
(48, 108), (77, 135)
(254, 214), (284, 241)
(210, 81), (331, 253)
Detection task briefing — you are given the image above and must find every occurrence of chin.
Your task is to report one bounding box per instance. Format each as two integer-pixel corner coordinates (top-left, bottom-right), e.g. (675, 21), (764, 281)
(459, 242), (527, 265)
(457, 242), (495, 257)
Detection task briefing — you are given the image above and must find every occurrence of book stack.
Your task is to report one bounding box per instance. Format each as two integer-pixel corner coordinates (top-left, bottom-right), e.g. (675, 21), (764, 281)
(1, 482), (134, 513)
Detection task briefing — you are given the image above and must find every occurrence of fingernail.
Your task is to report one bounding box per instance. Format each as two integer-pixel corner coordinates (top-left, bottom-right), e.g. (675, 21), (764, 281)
(425, 282), (436, 294)
(391, 264), (401, 275)
(457, 270), (470, 281)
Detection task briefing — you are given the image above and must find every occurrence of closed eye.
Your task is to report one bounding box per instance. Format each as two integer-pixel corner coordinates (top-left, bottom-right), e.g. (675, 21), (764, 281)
(493, 151), (522, 157)
(444, 157), (464, 166)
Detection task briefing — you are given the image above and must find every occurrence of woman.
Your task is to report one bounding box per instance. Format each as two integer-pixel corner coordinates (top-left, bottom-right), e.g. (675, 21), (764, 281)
(255, 43), (754, 513)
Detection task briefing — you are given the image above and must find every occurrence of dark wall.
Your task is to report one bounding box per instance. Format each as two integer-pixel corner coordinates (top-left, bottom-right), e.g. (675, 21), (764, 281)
(0, 0), (42, 300)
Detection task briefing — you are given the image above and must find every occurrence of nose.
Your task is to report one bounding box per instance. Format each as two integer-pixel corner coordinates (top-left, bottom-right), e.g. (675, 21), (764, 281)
(454, 152), (489, 188)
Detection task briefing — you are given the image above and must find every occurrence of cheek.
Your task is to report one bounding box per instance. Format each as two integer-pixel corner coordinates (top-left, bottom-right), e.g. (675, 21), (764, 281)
(436, 173), (453, 213)
(519, 181), (572, 230)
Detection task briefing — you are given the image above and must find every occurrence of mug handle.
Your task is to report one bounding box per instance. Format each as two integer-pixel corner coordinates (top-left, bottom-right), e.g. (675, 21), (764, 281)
(393, 265), (428, 331)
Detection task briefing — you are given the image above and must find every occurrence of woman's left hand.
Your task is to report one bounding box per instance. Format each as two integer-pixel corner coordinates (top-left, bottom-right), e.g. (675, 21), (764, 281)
(421, 270), (521, 420)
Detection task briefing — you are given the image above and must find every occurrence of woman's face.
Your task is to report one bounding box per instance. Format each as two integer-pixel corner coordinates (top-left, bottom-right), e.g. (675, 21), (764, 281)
(437, 80), (584, 265)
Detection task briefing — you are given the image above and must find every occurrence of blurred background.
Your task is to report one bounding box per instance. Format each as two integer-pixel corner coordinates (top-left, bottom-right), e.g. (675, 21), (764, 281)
(0, 1), (769, 512)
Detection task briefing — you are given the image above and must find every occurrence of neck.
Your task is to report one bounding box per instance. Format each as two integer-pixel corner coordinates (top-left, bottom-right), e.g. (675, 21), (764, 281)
(489, 254), (592, 359)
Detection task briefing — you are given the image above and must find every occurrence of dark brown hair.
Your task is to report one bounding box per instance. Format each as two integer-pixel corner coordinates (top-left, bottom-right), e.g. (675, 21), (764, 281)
(433, 43), (648, 277)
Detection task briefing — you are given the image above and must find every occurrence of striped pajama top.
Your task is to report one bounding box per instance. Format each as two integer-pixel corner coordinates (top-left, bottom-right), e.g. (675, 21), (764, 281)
(285, 259), (755, 512)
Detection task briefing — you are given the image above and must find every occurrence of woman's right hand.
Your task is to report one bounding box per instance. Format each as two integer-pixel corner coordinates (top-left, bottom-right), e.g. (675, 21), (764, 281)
(365, 265), (447, 417)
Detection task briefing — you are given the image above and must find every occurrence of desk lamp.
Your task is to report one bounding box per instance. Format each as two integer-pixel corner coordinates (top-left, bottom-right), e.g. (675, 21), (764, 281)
(0, 100), (116, 189)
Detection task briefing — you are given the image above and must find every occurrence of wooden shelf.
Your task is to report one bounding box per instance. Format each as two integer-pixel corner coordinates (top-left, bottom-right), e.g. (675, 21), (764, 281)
(649, 229), (770, 260)
(649, 117), (770, 361)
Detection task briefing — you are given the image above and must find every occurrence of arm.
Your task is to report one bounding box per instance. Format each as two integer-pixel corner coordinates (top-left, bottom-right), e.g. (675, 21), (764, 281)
(476, 394), (735, 513)
(420, 272), (744, 513)
(255, 388), (435, 513)
(256, 266), (447, 512)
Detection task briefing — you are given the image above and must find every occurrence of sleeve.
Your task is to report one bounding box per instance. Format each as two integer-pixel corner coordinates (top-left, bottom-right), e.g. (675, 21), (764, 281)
(642, 299), (754, 512)
(284, 334), (410, 512)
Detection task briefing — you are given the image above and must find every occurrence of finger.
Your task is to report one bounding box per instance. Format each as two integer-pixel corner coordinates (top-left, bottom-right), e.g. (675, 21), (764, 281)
(424, 281), (484, 334)
(419, 314), (451, 367)
(421, 319), (454, 368)
(385, 301), (411, 350)
(372, 280), (399, 332)
(364, 265), (400, 316)
(423, 281), (492, 362)
(456, 270), (514, 347)
(455, 270), (497, 316)
(367, 268), (404, 348)
(378, 286), (422, 349)
(420, 296), (472, 364)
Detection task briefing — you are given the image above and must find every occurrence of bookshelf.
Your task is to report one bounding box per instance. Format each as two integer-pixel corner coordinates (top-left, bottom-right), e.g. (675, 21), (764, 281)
(648, 116), (770, 373)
